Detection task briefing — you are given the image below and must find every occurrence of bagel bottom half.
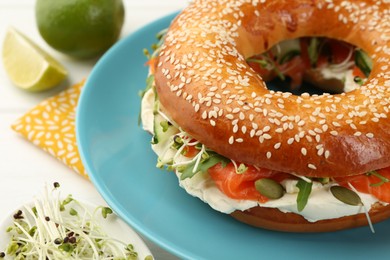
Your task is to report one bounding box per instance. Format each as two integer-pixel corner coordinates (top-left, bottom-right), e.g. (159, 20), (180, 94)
(231, 203), (390, 232)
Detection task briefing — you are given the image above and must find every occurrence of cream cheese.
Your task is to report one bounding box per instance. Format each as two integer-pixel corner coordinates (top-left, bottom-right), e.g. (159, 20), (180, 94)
(141, 88), (383, 222)
(141, 88), (155, 134)
(321, 66), (361, 93)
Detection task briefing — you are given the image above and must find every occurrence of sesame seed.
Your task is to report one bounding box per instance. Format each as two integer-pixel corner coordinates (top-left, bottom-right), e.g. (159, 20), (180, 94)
(263, 126), (271, 132)
(194, 104), (200, 112)
(275, 128), (283, 133)
(324, 150), (330, 159)
(259, 136), (264, 143)
(233, 124), (239, 133)
(263, 133), (272, 140)
(201, 111), (207, 119)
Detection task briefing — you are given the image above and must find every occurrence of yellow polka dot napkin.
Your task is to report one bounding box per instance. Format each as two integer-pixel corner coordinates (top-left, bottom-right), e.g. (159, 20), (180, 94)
(11, 81), (88, 178)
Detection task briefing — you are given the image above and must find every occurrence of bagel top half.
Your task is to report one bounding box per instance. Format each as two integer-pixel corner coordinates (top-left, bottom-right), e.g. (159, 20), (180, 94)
(153, 0), (390, 178)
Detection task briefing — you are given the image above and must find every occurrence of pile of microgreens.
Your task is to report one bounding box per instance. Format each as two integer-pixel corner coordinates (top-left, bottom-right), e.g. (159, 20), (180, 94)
(0, 183), (152, 260)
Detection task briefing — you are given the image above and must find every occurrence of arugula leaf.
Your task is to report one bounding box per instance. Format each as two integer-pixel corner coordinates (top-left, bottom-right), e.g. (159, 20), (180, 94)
(180, 154), (229, 180)
(296, 179), (312, 212)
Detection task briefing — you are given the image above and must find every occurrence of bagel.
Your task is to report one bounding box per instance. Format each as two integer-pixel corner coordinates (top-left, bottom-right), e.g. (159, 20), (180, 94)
(141, 0), (390, 232)
(231, 202), (390, 233)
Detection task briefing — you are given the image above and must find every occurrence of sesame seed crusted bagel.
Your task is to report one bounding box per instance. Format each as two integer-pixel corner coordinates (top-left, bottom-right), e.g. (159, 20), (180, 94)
(154, 0), (390, 178)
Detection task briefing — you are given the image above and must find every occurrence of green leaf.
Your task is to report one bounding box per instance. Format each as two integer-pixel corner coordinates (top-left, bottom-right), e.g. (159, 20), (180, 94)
(143, 48), (151, 59)
(28, 226), (37, 236)
(32, 206), (37, 216)
(296, 179), (312, 212)
(69, 208), (78, 216)
(279, 50), (301, 64)
(60, 195), (73, 211)
(160, 120), (170, 132)
(101, 207), (113, 219)
(355, 49), (372, 77)
(156, 28), (168, 41)
(6, 242), (19, 255)
(180, 154), (229, 180)
(58, 243), (74, 254)
(140, 75), (155, 98)
(237, 163), (248, 174)
(308, 37), (320, 67)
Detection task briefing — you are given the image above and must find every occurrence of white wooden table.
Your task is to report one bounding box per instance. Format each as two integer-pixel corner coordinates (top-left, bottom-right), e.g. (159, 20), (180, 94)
(0, 0), (186, 259)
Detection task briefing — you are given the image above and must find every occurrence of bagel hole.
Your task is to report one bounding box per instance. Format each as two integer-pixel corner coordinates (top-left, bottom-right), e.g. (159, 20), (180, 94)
(246, 37), (372, 96)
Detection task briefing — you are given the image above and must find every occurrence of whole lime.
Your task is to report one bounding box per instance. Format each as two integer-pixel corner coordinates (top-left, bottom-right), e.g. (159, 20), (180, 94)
(35, 0), (125, 59)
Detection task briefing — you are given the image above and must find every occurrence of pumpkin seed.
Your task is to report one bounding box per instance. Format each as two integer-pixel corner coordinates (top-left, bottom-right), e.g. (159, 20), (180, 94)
(255, 178), (284, 199)
(330, 186), (362, 206)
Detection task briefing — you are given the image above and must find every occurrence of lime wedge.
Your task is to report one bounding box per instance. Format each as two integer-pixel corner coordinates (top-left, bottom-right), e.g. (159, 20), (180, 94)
(2, 27), (67, 92)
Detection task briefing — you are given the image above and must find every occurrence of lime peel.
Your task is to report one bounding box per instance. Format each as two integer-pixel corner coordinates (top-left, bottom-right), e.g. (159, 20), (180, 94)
(2, 27), (67, 92)
(35, 0), (125, 59)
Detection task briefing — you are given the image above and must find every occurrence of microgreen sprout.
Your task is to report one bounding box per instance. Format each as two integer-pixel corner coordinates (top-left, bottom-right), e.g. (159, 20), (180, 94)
(367, 170), (390, 187)
(246, 57), (269, 68)
(1, 184), (152, 259)
(353, 76), (364, 85)
(69, 208), (78, 216)
(143, 48), (151, 60)
(101, 207), (113, 219)
(231, 160), (248, 174)
(142, 28), (168, 61)
(237, 163), (248, 174)
(156, 28), (168, 41)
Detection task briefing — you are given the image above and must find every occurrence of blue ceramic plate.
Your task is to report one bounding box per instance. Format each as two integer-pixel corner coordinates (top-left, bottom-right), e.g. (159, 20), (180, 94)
(77, 13), (390, 260)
